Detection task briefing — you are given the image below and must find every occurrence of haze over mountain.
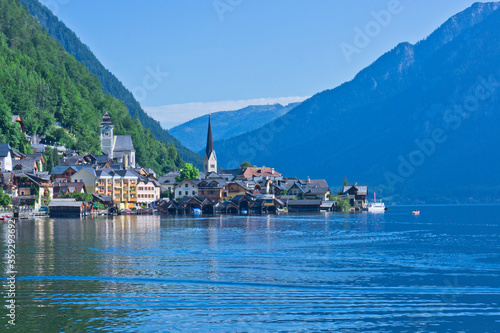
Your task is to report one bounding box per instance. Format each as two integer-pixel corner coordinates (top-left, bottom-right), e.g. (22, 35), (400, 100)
(18, 0), (203, 168)
(170, 103), (300, 153)
(214, 2), (500, 203)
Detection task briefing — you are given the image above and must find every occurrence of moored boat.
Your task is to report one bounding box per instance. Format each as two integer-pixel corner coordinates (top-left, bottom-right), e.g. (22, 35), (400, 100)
(363, 193), (386, 213)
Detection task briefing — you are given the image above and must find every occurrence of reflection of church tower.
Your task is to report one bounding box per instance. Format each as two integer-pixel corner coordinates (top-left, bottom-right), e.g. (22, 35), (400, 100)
(100, 112), (114, 159)
(204, 115), (217, 174)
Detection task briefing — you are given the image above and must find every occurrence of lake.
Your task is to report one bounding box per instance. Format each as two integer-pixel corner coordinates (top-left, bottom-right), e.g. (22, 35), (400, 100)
(2, 205), (500, 332)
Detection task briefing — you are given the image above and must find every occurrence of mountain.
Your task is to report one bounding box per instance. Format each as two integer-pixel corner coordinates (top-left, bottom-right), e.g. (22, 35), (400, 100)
(0, 0), (182, 174)
(18, 0), (203, 169)
(213, 2), (500, 203)
(170, 103), (300, 153)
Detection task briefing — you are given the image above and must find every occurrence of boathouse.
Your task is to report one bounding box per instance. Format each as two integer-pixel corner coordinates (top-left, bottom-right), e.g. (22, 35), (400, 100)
(49, 199), (90, 217)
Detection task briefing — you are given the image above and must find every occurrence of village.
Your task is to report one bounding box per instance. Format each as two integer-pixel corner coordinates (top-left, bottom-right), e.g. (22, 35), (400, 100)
(0, 113), (370, 217)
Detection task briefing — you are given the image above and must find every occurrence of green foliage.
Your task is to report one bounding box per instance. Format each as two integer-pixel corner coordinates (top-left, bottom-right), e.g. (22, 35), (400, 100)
(60, 191), (94, 203)
(238, 161), (252, 169)
(176, 163), (199, 182)
(330, 195), (351, 212)
(45, 126), (75, 148)
(43, 146), (61, 173)
(0, 188), (11, 207)
(0, 0), (183, 175)
(42, 186), (50, 206)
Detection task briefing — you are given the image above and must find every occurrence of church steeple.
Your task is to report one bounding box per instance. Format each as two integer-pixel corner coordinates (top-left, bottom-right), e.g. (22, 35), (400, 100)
(206, 114), (214, 156)
(204, 114), (217, 174)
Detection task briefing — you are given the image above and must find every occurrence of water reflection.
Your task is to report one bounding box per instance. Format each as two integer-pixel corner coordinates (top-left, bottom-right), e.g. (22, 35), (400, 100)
(1, 207), (499, 332)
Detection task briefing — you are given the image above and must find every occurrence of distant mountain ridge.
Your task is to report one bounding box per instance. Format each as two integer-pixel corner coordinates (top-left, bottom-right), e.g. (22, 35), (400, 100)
(213, 2), (500, 203)
(170, 103), (300, 153)
(18, 0), (203, 169)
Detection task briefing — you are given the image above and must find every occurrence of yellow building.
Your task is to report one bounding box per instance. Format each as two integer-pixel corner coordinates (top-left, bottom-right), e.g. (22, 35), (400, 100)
(95, 169), (138, 209)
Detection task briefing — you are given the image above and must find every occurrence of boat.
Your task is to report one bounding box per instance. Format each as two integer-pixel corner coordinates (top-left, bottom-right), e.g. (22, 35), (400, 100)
(121, 209), (132, 215)
(363, 193), (386, 213)
(192, 208), (202, 215)
(412, 210), (420, 215)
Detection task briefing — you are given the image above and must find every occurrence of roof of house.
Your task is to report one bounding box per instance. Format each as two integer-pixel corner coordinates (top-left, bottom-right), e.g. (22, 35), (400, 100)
(242, 167), (282, 179)
(50, 165), (85, 176)
(92, 193), (113, 203)
(113, 168), (140, 179)
(305, 187), (330, 195)
(138, 176), (161, 187)
(49, 201), (86, 208)
(343, 185), (368, 196)
(320, 201), (336, 208)
(289, 182), (305, 193)
(221, 168), (244, 176)
(0, 143), (11, 157)
(12, 158), (37, 172)
(158, 172), (179, 184)
(113, 135), (135, 152)
(63, 150), (79, 157)
(107, 163), (124, 170)
(60, 155), (85, 165)
(300, 179), (329, 188)
(25, 153), (44, 163)
(10, 149), (25, 159)
(30, 144), (45, 153)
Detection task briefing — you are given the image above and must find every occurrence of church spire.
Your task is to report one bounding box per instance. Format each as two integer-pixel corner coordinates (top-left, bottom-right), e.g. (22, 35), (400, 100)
(204, 114), (217, 174)
(205, 114), (214, 156)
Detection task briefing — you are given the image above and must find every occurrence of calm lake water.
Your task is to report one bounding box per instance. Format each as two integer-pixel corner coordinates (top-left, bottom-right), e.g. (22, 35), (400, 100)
(1, 205), (500, 332)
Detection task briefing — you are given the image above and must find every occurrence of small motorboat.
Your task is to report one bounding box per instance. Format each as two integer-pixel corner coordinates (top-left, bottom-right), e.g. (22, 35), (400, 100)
(192, 208), (202, 215)
(412, 210), (420, 215)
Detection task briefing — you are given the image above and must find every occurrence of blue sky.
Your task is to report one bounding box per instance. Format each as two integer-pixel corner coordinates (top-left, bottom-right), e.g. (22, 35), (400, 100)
(39, 0), (480, 127)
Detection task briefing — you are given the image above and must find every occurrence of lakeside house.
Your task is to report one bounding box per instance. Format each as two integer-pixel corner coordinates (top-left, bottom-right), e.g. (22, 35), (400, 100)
(342, 184), (368, 207)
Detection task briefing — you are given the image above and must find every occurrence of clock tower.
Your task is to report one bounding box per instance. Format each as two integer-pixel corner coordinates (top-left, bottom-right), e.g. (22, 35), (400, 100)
(100, 112), (114, 159)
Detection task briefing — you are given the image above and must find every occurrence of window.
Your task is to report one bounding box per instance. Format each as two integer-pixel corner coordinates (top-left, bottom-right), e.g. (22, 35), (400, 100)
(185, 184), (188, 188)
(185, 191), (188, 196)
(192, 191), (195, 195)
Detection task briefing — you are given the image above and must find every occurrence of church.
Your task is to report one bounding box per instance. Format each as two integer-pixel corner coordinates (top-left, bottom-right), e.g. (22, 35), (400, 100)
(100, 112), (136, 168)
(204, 115), (217, 174)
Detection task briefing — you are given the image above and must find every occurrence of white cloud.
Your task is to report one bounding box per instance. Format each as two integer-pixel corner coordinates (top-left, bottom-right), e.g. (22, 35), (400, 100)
(144, 96), (309, 129)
